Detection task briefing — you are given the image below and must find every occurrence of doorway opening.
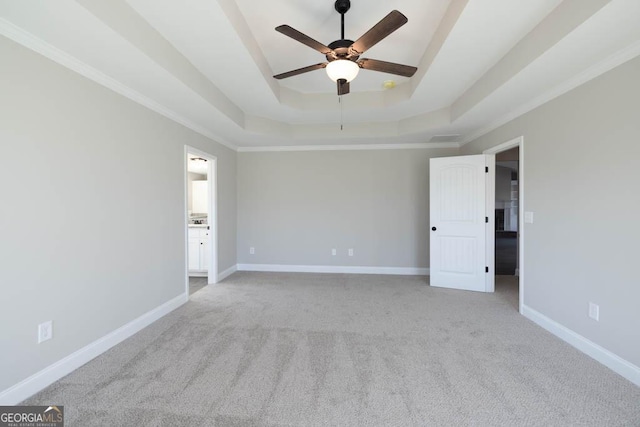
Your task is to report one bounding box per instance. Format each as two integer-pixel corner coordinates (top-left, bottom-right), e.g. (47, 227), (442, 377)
(184, 146), (218, 298)
(484, 137), (524, 313)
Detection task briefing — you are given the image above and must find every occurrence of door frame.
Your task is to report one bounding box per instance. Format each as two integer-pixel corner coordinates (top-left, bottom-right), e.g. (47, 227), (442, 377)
(184, 146), (218, 297)
(483, 136), (524, 313)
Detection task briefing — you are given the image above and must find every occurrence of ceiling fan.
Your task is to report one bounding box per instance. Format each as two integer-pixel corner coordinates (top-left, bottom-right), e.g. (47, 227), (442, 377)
(273, 0), (418, 95)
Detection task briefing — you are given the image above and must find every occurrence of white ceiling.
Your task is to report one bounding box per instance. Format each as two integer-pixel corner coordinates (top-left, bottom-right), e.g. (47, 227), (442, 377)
(1, 0), (639, 149)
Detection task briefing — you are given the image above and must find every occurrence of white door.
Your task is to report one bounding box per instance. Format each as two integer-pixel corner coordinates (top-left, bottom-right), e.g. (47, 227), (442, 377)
(429, 155), (494, 292)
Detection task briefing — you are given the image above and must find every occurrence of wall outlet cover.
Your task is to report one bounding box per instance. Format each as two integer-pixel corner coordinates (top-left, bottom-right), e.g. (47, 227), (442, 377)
(589, 302), (599, 321)
(524, 211), (534, 223)
(38, 321), (53, 343)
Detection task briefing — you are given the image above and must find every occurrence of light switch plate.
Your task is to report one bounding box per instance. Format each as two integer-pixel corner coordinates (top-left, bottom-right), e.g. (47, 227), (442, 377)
(589, 302), (599, 321)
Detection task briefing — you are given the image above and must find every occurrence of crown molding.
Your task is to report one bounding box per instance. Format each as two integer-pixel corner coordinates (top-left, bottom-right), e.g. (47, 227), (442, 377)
(452, 0), (613, 122)
(237, 142), (460, 153)
(0, 18), (238, 152)
(461, 40), (640, 145)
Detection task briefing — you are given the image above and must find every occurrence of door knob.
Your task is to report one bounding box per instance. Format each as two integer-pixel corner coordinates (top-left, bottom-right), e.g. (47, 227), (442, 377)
(431, 226), (437, 231)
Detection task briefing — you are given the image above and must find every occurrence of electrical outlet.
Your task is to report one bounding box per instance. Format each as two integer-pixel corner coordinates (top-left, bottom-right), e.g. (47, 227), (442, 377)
(249, 247), (255, 255)
(524, 211), (534, 224)
(348, 248), (354, 257)
(588, 302), (599, 321)
(38, 321), (53, 343)
(331, 248), (337, 256)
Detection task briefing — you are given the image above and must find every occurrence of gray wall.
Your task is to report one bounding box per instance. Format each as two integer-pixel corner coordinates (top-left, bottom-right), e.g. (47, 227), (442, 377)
(461, 56), (640, 367)
(0, 36), (236, 392)
(237, 148), (458, 268)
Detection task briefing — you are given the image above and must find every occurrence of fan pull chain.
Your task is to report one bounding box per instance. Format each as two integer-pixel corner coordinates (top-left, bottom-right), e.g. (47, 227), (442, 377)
(339, 95), (343, 131)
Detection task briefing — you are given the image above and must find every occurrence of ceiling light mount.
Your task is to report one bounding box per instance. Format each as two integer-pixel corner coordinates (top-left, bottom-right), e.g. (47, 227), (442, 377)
(334, 0), (351, 15)
(335, 0), (351, 40)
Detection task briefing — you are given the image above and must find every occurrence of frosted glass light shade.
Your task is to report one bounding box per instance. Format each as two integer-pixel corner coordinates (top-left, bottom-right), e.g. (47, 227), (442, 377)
(325, 60), (360, 82)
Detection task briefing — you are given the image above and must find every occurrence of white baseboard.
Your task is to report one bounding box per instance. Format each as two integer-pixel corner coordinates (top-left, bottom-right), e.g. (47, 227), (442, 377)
(217, 264), (237, 282)
(190, 265), (237, 282)
(237, 264), (429, 276)
(0, 293), (188, 405)
(522, 305), (640, 387)
(188, 271), (207, 277)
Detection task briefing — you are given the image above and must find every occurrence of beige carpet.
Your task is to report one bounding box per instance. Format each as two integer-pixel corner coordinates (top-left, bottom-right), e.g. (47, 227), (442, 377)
(189, 276), (208, 296)
(24, 273), (640, 426)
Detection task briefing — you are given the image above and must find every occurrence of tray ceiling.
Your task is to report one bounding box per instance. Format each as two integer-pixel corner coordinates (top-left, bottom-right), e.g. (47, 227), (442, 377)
(1, 0), (639, 149)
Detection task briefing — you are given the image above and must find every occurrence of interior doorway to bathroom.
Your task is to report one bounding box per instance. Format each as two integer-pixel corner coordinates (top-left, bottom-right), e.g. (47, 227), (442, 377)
(185, 147), (217, 297)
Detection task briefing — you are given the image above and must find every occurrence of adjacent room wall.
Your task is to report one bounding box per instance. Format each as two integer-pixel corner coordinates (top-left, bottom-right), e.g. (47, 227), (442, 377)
(496, 146), (519, 161)
(495, 165), (512, 203)
(237, 147), (458, 270)
(0, 36), (237, 394)
(461, 55), (640, 368)
(187, 172), (206, 213)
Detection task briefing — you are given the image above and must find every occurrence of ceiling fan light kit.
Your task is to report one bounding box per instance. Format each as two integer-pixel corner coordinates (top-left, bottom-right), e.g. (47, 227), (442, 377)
(273, 0), (418, 95)
(326, 59), (360, 82)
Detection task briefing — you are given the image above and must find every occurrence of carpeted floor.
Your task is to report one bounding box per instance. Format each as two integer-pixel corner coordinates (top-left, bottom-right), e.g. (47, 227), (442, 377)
(24, 273), (640, 426)
(189, 276), (208, 295)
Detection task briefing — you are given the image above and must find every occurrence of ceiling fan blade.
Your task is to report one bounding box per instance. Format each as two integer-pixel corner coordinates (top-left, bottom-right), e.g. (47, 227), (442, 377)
(350, 10), (408, 55)
(275, 25), (333, 55)
(358, 58), (417, 77)
(337, 79), (350, 96)
(273, 63), (327, 80)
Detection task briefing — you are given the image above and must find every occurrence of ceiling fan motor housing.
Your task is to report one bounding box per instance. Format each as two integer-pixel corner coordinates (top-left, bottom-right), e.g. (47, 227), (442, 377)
(327, 39), (358, 62)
